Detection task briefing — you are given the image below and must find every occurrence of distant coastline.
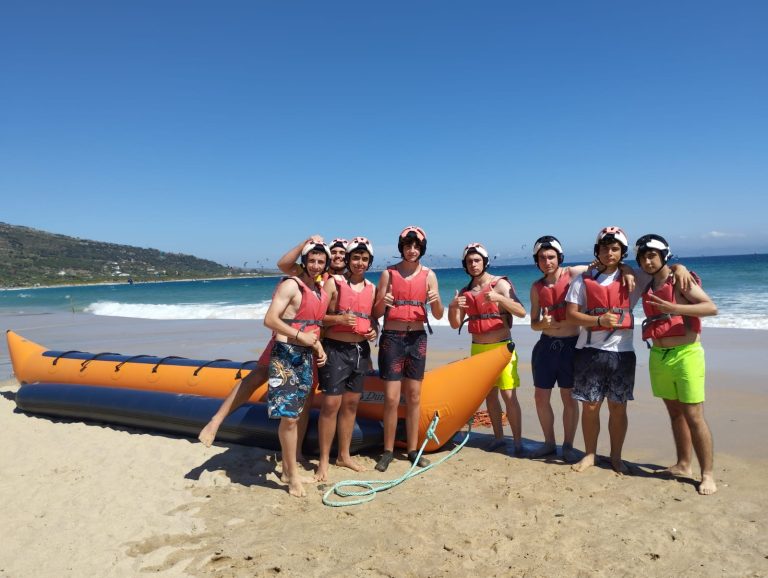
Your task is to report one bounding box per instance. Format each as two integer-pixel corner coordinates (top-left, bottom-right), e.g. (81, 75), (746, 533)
(0, 273), (282, 292)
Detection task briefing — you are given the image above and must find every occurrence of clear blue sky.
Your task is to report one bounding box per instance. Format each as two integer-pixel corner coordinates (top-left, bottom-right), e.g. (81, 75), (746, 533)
(2, 1), (766, 268)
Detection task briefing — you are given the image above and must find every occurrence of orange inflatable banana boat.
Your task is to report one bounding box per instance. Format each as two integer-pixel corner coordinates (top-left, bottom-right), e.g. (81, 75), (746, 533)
(6, 330), (513, 451)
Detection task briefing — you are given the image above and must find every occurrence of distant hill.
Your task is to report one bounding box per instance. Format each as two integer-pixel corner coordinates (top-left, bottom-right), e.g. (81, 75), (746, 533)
(0, 222), (241, 288)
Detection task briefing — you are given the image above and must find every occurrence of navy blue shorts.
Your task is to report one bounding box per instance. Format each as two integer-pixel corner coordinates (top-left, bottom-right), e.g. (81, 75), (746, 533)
(378, 330), (427, 381)
(267, 342), (314, 419)
(318, 338), (370, 395)
(531, 335), (578, 389)
(572, 348), (636, 404)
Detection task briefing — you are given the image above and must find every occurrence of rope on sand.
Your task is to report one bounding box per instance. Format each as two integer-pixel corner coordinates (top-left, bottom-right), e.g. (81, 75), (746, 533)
(322, 413), (473, 507)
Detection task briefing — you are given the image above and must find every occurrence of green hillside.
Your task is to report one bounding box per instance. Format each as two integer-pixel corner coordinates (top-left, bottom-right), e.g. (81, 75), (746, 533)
(0, 222), (239, 287)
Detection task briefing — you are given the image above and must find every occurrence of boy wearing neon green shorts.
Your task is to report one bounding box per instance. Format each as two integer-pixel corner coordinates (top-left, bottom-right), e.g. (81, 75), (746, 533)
(635, 234), (719, 495)
(448, 243), (527, 454)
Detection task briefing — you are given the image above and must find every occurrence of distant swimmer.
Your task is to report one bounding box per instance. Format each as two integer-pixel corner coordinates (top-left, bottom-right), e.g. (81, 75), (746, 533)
(448, 242), (526, 455)
(635, 234), (718, 495)
(372, 226), (444, 472)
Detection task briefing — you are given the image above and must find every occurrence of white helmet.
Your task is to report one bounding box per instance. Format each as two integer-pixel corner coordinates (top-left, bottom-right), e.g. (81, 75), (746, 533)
(345, 236), (374, 269)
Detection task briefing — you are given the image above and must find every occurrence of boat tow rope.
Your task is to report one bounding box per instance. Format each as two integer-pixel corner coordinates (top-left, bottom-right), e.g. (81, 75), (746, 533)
(322, 412), (473, 507)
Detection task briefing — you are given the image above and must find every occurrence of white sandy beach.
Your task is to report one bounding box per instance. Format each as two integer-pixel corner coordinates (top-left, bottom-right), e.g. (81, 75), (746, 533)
(1, 313), (766, 577)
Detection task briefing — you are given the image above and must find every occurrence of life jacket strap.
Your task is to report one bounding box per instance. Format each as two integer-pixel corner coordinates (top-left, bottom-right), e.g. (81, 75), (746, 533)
(333, 310), (371, 320)
(281, 318), (324, 331)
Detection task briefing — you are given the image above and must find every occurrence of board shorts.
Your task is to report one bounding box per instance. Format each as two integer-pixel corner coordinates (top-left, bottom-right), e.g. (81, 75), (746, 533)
(471, 340), (520, 391)
(378, 330), (427, 381)
(318, 338), (370, 396)
(649, 341), (706, 404)
(267, 341), (314, 419)
(572, 348), (636, 404)
(531, 334), (578, 389)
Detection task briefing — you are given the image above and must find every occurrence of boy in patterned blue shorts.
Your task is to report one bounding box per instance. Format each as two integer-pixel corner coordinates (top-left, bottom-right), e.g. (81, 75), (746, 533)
(264, 240), (330, 497)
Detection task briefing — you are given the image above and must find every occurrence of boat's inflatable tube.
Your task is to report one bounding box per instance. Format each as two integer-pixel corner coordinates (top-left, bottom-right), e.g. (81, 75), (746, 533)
(7, 331), (513, 451)
(15, 382), (384, 454)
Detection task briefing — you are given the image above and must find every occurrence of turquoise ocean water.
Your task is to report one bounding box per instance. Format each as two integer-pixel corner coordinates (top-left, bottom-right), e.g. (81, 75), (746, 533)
(2, 254), (767, 330)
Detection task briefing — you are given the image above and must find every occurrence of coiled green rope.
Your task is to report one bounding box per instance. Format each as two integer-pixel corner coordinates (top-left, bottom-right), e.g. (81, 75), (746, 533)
(322, 413), (473, 507)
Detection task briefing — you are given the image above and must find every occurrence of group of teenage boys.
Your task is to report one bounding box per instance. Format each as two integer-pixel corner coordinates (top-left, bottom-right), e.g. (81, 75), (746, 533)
(198, 225), (718, 498)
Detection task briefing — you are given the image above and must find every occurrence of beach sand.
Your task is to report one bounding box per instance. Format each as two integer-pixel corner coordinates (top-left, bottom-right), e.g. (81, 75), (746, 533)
(1, 313), (766, 577)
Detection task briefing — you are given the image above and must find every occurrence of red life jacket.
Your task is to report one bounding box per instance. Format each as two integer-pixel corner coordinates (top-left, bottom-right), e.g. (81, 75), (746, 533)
(280, 276), (329, 338)
(330, 274), (375, 335)
(386, 266), (430, 323)
(533, 269), (571, 322)
(641, 273), (701, 345)
(459, 276), (512, 334)
(583, 270), (634, 343)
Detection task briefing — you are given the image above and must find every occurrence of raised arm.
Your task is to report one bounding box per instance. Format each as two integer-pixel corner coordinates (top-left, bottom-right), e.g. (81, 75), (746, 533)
(277, 235), (323, 276)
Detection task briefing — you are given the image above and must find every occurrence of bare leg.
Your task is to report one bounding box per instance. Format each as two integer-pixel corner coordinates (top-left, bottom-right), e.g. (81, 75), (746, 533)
(661, 399), (694, 477)
(485, 388), (505, 446)
(500, 388), (523, 454)
(336, 392), (365, 472)
(314, 394), (342, 482)
(682, 403), (717, 495)
(572, 400), (601, 472)
(403, 378), (422, 453)
(295, 387), (315, 463)
(560, 387), (580, 462)
(530, 387), (557, 457)
(607, 400), (629, 474)
(278, 417), (311, 497)
(198, 366), (267, 447)
(382, 380), (401, 453)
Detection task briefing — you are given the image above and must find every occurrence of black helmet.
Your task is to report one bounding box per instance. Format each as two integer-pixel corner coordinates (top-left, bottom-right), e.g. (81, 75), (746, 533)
(634, 234), (671, 265)
(532, 235), (564, 266)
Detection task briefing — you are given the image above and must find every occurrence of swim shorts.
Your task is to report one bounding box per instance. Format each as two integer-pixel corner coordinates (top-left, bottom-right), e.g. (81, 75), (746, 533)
(318, 338), (370, 395)
(649, 341), (706, 404)
(572, 348), (636, 403)
(378, 330), (427, 381)
(531, 335), (578, 389)
(470, 340), (520, 390)
(267, 341), (315, 419)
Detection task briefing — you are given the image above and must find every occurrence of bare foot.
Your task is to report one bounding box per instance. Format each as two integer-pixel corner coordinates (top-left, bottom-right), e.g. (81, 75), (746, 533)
(281, 472), (315, 484)
(511, 444), (525, 457)
(698, 474), (718, 495)
(336, 457), (366, 473)
(571, 453), (596, 472)
(287, 478), (307, 498)
(611, 457), (629, 475)
(197, 421), (220, 448)
(528, 442), (557, 458)
(660, 463), (693, 478)
(313, 464), (329, 482)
